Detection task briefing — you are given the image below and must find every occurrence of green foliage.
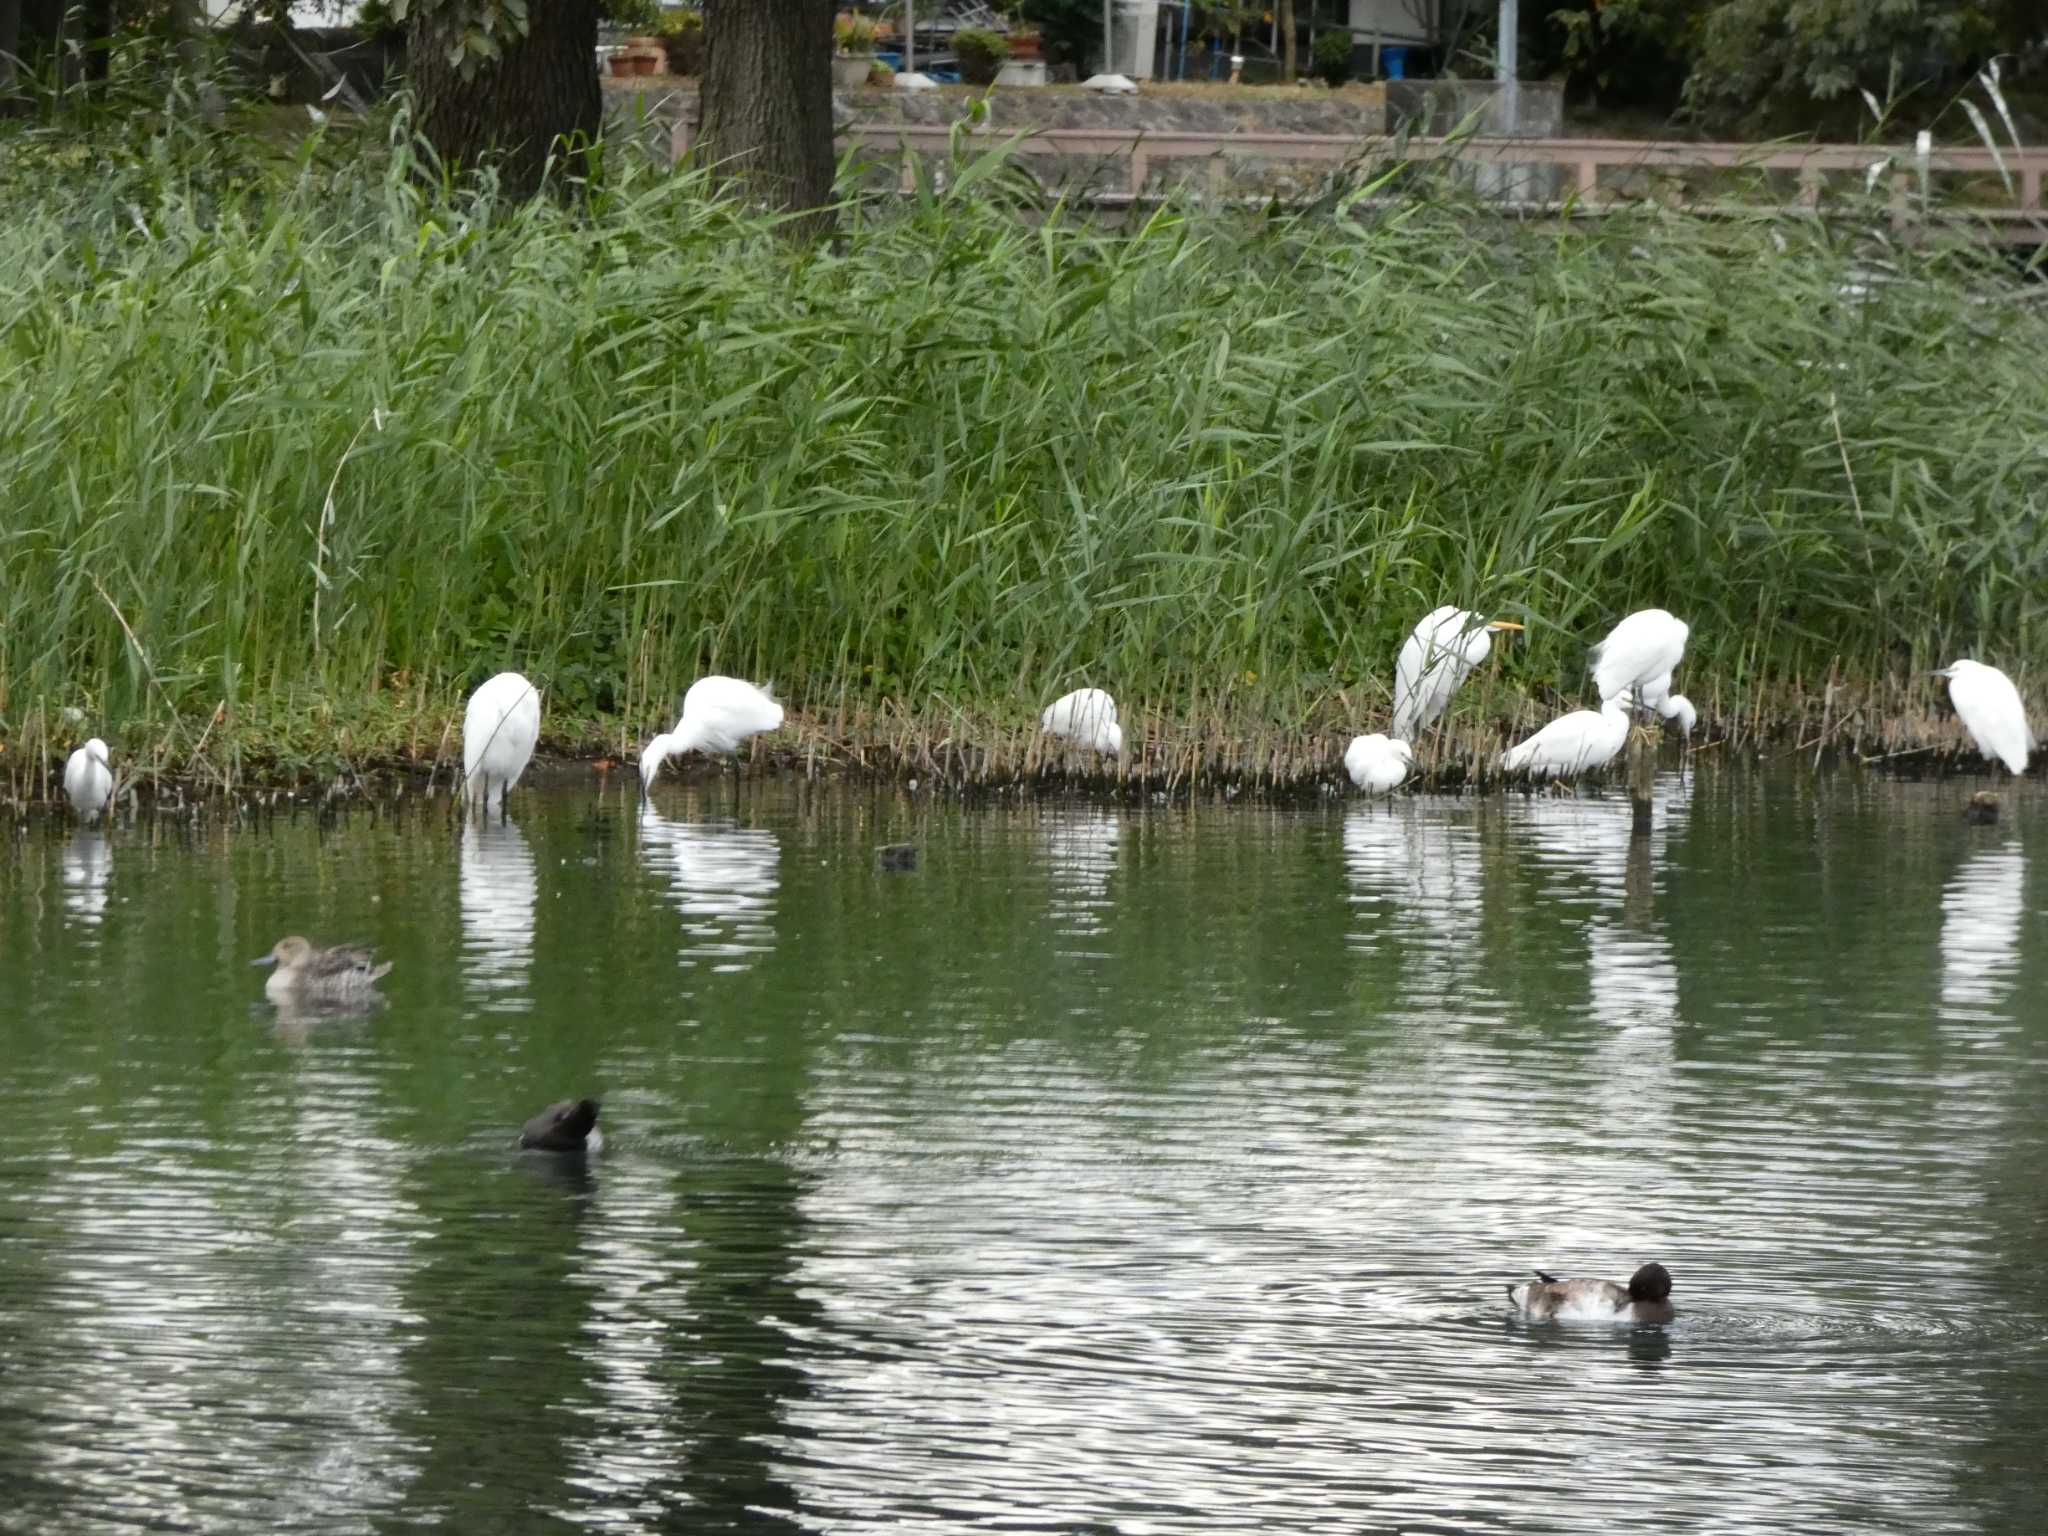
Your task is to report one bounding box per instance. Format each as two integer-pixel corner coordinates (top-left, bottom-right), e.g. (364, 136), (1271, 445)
(657, 7), (705, 73)
(1016, 0), (1098, 71)
(1312, 29), (1352, 88)
(1, 129), (2043, 764)
(1544, 1), (1706, 108)
(835, 13), (879, 53)
(1688, 0), (2014, 128)
(387, 0), (532, 75)
(954, 26), (1010, 85)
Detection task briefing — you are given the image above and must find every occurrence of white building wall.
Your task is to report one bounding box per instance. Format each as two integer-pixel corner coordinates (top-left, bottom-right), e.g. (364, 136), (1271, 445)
(1345, 0), (1436, 49)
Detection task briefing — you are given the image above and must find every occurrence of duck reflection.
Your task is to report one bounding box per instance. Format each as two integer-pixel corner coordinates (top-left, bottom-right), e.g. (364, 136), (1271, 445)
(638, 805), (781, 969)
(61, 831), (111, 927)
(1939, 844), (2025, 1017)
(460, 818), (538, 1008)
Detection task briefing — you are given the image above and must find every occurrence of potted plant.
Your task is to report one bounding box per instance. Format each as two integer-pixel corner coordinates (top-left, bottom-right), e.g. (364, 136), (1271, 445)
(835, 13), (880, 88)
(953, 25), (1008, 87)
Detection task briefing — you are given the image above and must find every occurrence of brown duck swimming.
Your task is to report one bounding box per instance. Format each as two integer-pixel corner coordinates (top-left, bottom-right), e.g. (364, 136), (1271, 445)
(520, 1099), (602, 1154)
(252, 936), (392, 1002)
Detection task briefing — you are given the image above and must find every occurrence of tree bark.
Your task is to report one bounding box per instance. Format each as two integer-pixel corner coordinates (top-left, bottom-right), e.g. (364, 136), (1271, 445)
(698, 0), (835, 237)
(1277, 0), (1296, 82)
(408, 0), (601, 200)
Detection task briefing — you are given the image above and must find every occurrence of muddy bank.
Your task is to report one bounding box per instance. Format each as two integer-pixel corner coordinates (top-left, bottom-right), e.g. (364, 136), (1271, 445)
(3, 672), (2029, 815)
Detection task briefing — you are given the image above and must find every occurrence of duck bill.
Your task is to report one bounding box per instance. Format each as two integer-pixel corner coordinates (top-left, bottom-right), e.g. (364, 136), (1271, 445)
(250, 955), (277, 968)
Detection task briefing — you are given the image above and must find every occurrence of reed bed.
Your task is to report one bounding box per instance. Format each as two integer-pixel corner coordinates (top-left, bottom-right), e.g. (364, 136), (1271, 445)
(2, 111), (2044, 800)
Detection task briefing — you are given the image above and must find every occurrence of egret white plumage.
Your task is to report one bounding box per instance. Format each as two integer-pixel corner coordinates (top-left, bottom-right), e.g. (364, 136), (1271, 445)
(1040, 688), (1122, 755)
(1499, 697), (1633, 780)
(639, 675), (785, 788)
(1638, 672), (1698, 739)
(1591, 609), (1690, 707)
(1343, 733), (1413, 795)
(1392, 607), (1525, 741)
(62, 738), (113, 821)
(462, 672), (541, 814)
(1935, 660), (2034, 775)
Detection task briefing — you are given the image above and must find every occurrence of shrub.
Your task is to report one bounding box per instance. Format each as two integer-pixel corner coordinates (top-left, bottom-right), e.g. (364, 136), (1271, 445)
(835, 13), (880, 54)
(657, 8), (704, 75)
(954, 26), (1009, 85)
(1312, 29), (1352, 88)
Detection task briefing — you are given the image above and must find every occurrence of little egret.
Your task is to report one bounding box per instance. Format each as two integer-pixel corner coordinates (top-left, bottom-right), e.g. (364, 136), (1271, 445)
(520, 1099), (602, 1154)
(1040, 688), (1122, 754)
(63, 738), (113, 821)
(1499, 696), (1632, 780)
(640, 676), (786, 789)
(1343, 733), (1413, 795)
(1507, 1263), (1674, 1324)
(252, 936), (392, 1002)
(462, 672), (541, 815)
(1392, 607), (1524, 741)
(1935, 660), (2034, 775)
(1591, 610), (1690, 706)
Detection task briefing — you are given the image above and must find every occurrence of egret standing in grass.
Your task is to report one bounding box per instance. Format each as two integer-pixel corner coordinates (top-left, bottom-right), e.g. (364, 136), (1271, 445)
(1343, 733), (1413, 796)
(462, 672), (541, 817)
(1040, 688), (1123, 755)
(1392, 607), (1525, 743)
(1591, 609), (1690, 713)
(63, 738), (113, 822)
(1499, 696), (1633, 784)
(1935, 660), (2034, 776)
(640, 675), (785, 800)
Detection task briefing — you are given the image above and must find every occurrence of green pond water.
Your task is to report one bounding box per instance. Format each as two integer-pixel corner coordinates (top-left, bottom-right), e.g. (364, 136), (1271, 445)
(2, 769), (2045, 1534)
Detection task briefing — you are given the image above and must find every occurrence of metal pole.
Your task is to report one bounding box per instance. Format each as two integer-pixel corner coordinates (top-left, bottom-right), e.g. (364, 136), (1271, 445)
(1497, 0), (1519, 133)
(1104, 0), (1113, 75)
(906, 0), (915, 73)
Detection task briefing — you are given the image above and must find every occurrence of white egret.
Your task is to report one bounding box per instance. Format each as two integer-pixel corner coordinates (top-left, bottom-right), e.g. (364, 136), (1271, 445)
(1507, 1263), (1674, 1324)
(1499, 696), (1632, 780)
(62, 737), (113, 821)
(1040, 687), (1122, 754)
(1392, 607), (1525, 741)
(639, 675), (785, 788)
(520, 1098), (602, 1154)
(1591, 609), (1690, 706)
(251, 936), (392, 1003)
(1343, 733), (1413, 795)
(1935, 659), (2033, 775)
(462, 672), (541, 814)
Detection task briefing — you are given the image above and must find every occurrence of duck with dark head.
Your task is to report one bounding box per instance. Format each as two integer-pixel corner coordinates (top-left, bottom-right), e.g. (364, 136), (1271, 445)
(1508, 1262), (1674, 1323)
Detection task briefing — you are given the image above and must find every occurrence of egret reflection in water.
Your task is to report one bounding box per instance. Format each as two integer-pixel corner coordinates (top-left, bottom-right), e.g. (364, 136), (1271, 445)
(1342, 803), (1485, 984)
(1939, 844), (2026, 1018)
(637, 806), (781, 969)
(61, 831), (111, 925)
(1040, 807), (1122, 940)
(459, 818), (538, 1006)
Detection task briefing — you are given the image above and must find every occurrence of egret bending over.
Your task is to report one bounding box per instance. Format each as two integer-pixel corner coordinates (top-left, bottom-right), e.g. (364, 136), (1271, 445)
(1591, 609), (1690, 707)
(640, 675), (785, 789)
(1392, 607), (1525, 741)
(1040, 688), (1122, 755)
(1936, 660), (2034, 776)
(462, 672), (541, 815)
(1638, 673), (1698, 740)
(63, 738), (113, 821)
(1500, 696), (1632, 781)
(1343, 733), (1413, 795)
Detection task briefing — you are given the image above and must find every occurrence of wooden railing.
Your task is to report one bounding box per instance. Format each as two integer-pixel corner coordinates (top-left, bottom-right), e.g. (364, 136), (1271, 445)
(709, 122), (2048, 233)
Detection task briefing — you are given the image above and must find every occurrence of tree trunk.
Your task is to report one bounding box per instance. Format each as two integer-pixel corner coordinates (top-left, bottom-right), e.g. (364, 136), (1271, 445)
(1277, 0), (1296, 82)
(698, 0), (835, 237)
(408, 0), (601, 200)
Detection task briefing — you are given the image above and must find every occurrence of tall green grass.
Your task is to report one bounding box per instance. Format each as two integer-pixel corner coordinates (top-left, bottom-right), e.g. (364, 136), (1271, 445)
(2, 113), (2044, 783)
